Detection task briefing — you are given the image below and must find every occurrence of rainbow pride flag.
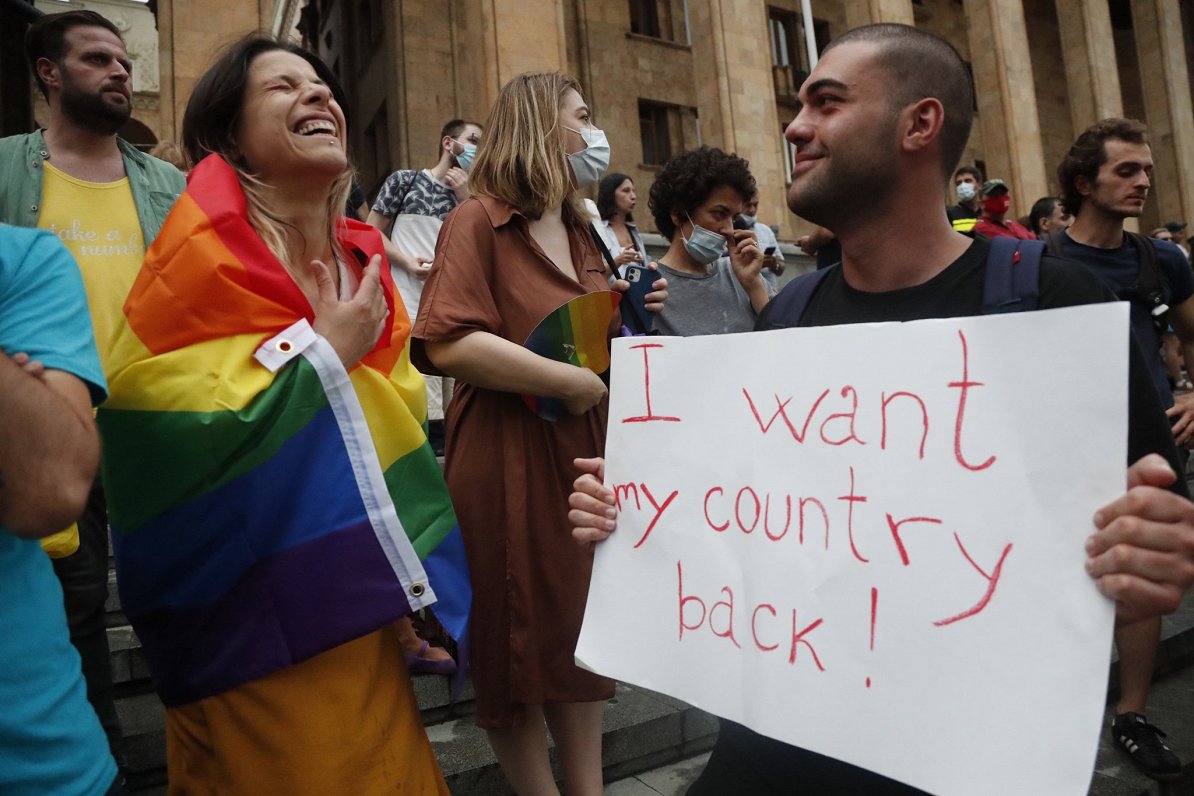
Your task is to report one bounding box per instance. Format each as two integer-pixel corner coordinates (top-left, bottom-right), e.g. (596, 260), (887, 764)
(98, 155), (470, 706)
(522, 291), (620, 421)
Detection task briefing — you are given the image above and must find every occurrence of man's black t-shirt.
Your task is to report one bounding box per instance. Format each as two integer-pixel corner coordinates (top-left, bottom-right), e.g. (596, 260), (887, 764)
(946, 202), (979, 223)
(691, 238), (1184, 796)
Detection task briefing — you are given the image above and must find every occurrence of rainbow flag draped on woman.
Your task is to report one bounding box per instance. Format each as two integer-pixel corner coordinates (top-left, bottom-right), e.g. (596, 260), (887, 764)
(98, 156), (470, 706)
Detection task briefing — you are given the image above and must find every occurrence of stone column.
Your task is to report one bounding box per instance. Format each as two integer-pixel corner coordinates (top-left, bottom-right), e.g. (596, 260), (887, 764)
(478, 0), (569, 111)
(1055, 0), (1124, 134)
(844, 0), (915, 29)
(1131, 0), (1194, 228)
(698, 1), (786, 232)
(168, 0), (261, 129)
(156, 0), (176, 144)
(965, 0), (1048, 217)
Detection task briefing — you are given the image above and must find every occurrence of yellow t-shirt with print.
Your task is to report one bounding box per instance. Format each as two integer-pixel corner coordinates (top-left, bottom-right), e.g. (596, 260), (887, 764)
(37, 162), (144, 557)
(38, 161), (144, 370)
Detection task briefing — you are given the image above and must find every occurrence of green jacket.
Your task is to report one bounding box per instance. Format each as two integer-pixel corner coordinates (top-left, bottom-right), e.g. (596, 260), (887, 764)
(0, 130), (185, 241)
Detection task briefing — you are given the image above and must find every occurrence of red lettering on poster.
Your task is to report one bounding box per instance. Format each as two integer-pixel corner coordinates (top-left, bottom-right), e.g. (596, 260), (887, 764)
(763, 493), (793, 542)
(934, 535), (1013, 627)
(789, 612), (826, 670)
(880, 391), (929, 459)
(623, 343), (680, 423)
(704, 487), (729, 532)
(742, 388), (830, 442)
(948, 331), (996, 472)
(837, 467), (870, 563)
(735, 487), (761, 534)
(867, 586), (878, 688)
(678, 561), (706, 640)
(634, 483), (678, 548)
(800, 497), (830, 549)
(820, 386), (867, 447)
(710, 587), (742, 648)
(886, 514), (944, 567)
(752, 604), (779, 651)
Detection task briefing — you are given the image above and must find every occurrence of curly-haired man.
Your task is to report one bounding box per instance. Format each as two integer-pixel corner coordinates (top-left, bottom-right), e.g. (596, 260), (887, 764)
(646, 145), (768, 335)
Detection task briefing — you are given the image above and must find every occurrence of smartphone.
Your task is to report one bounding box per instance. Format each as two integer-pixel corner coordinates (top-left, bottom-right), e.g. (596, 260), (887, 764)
(764, 246), (776, 255)
(621, 264), (655, 335)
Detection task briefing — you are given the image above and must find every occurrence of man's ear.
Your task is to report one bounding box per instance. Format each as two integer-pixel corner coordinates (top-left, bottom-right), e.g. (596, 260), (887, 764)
(670, 209), (685, 233)
(35, 57), (62, 94)
(1074, 175), (1094, 198)
(900, 97), (945, 157)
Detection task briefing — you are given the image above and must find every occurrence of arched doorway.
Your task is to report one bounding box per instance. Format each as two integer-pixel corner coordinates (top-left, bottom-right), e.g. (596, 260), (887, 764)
(118, 117), (157, 152)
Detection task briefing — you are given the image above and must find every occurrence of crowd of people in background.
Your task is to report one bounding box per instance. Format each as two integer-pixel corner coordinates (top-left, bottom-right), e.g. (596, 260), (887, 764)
(4, 9), (1194, 796)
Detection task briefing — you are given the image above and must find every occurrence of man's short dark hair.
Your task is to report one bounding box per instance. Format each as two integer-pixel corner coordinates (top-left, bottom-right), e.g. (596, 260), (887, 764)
(25, 11), (124, 100)
(1057, 118), (1148, 216)
(439, 118), (480, 154)
(954, 165), (983, 183)
(1029, 196), (1061, 236)
(823, 24), (974, 179)
(649, 146), (755, 240)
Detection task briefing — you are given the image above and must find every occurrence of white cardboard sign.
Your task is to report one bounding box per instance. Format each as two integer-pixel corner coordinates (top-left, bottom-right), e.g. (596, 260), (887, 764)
(576, 303), (1128, 796)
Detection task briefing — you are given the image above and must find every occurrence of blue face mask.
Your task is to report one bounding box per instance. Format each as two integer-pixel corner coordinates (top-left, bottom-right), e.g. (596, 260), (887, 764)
(738, 213), (757, 227)
(454, 142), (478, 172)
(682, 213), (727, 265)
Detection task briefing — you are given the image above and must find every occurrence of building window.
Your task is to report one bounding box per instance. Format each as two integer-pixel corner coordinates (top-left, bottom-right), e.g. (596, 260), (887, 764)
(629, 0), (688, 43)
(629, 0), (661, 39)
(639, 100), (671, 166)
(781, 120), (796, 185)
(768, 7), (820, 102)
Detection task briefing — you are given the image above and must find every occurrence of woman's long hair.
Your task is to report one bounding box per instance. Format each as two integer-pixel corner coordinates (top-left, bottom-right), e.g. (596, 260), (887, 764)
(597, 173), (633, 223)
(182, 35), (353, 268)
(469, 71), (587, 225)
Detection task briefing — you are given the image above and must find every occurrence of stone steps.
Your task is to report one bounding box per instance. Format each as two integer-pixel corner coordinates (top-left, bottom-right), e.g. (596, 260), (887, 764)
(108, 569), (1194, 794)
(108, 579), (715, 794)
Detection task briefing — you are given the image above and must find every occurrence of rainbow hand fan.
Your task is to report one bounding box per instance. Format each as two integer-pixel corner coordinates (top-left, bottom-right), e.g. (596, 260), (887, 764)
(522, 291), (620, 421)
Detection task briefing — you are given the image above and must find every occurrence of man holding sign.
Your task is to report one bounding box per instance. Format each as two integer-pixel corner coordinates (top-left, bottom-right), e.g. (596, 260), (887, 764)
(570, 23), (1194, 795)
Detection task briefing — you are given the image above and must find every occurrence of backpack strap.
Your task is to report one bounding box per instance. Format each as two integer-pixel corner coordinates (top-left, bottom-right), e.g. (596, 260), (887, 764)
(588, 221), (622, 279)
(763, 263), (837, 330)
(770, 238), (1043, 329)
(1043, 231), (1065, 259)
(982, 237), (1044, 314)
(1125, 231), (1169, 322)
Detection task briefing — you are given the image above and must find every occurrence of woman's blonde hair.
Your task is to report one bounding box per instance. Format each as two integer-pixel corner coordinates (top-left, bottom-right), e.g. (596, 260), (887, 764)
(469, 71), (586, 223)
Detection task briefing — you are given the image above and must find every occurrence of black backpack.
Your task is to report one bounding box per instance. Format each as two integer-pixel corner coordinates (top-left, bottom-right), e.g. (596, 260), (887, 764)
(763, 237), (1046, 329)
(1045, 231), (1168, 329)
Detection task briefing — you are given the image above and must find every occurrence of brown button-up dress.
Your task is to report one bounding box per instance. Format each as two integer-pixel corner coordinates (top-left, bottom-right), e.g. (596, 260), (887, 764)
(413, 196), (617, 729)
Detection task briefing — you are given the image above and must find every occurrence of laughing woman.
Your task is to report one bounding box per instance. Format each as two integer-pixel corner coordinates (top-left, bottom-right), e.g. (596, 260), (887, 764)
(95, 37), (468, 794)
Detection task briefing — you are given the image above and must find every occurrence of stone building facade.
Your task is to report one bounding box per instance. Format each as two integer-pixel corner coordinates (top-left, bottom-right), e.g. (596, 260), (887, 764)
(267, 0), (1194, 240)
(10, 0), (275, 151)
(4, 0), (1193, 240)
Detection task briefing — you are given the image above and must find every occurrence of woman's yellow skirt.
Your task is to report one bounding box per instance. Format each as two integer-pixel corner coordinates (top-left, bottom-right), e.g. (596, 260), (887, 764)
(165, 627), (450, 795)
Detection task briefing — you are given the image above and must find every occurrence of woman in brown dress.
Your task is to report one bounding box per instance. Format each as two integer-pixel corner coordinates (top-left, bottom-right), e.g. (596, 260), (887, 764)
(413, 72), (665, 795)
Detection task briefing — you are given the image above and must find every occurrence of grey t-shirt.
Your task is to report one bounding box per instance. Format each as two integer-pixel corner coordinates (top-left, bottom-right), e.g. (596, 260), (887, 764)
(653, 258), (757, 337)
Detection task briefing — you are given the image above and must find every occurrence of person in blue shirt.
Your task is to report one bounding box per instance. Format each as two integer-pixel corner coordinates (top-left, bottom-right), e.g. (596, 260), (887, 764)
(0, 223), (116, 795)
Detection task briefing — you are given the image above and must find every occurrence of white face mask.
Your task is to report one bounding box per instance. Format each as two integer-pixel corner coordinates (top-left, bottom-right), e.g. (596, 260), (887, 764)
(563, 125), (611, 188)
(956, 181), (977, 201)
